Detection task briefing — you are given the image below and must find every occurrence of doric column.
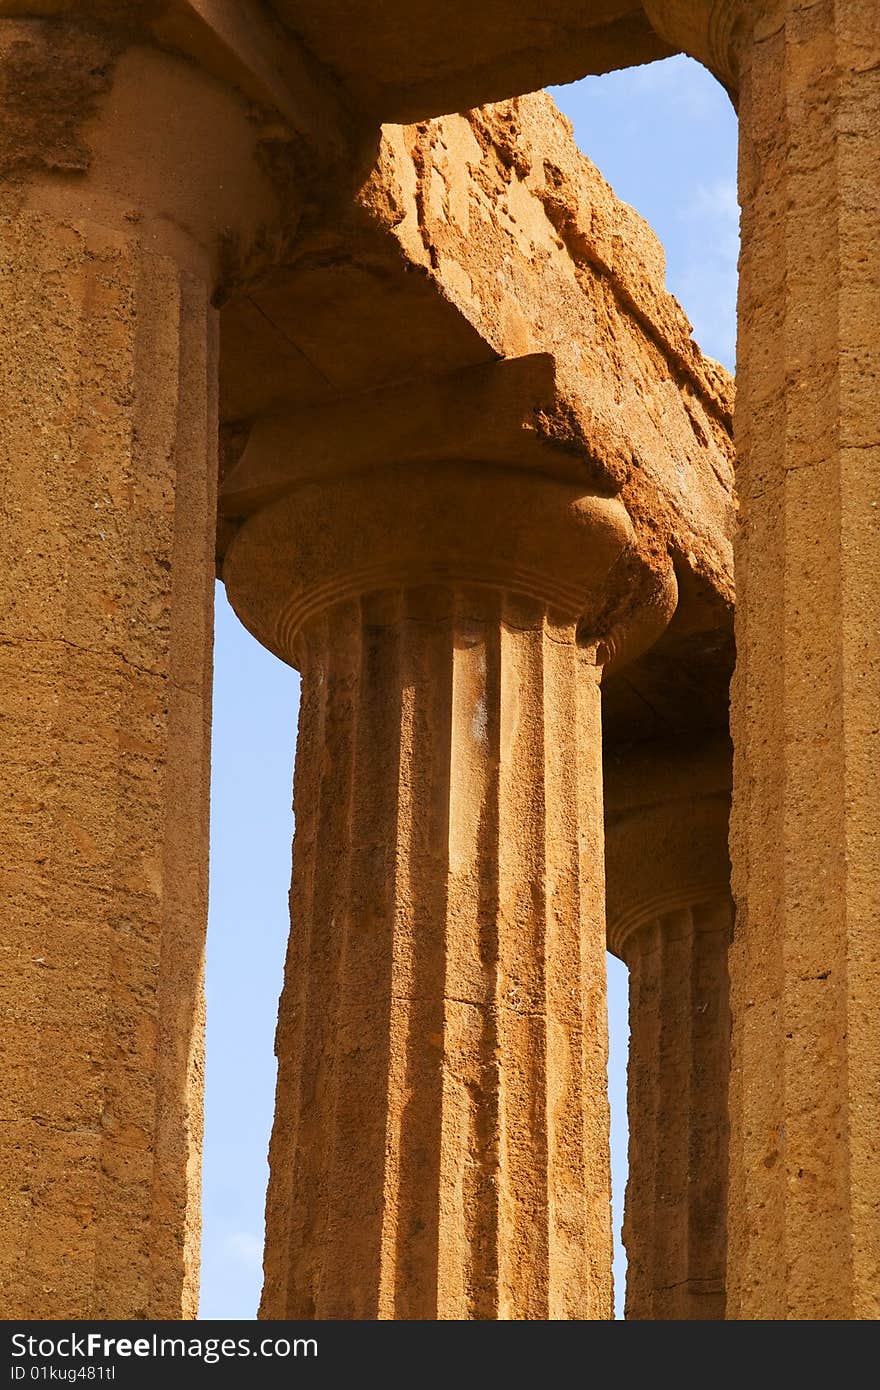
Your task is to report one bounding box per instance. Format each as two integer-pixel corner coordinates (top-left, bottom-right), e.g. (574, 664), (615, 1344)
(0, 17), (280, 1317)
(644, 0), (880, 1320)
(224, 460), (675, 1319)
(605, 745), (732, 1320)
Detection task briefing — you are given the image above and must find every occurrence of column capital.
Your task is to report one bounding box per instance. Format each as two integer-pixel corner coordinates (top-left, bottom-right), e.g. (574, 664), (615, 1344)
(0, 0), (348, 153)
(605, 744), (731, 960)
(0, 9), (295, 289)
(223, 460), (677, 673)
(641, 0), (761, 92)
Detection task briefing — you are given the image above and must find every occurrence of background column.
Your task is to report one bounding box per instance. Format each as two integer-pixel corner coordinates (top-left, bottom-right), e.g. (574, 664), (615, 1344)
(605, 742), (732, 1319)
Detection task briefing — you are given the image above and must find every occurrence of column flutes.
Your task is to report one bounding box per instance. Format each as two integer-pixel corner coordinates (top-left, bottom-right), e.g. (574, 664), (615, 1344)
(605, 748), (732, 1320)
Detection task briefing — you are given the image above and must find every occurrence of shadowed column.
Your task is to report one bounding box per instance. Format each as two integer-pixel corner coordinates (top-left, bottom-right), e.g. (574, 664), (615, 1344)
(0, 20), (278, 1317)
(645, 0), (880, 1319)
(731, 0), (880, 1321)
(605, 744), (732, 1320)
(225, 461), (675, 1319)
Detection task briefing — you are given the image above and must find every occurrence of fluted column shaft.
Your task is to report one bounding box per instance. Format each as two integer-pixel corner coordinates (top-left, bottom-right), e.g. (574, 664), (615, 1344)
(267, 588), (609, 1318)
(605, 750), (732, 1320)
(0, 21), (278, 1317)
(617, 900), (731, 1320)
(225, 461), (675, 1319)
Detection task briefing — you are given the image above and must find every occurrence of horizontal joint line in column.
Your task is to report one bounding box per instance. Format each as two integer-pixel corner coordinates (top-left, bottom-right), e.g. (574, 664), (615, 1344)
(390, 993), (548, 1019)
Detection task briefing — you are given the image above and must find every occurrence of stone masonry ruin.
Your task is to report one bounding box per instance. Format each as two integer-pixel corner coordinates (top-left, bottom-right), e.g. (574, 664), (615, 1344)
(1, 1), (877, 1321)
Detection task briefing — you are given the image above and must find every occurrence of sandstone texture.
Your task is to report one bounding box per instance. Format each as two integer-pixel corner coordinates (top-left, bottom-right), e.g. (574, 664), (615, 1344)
(605, 740), (731, 1319)
(225, 465), (650, 1319)
(219, 79), (736, 1319)
(0, 18), (280, 1318)
(220, 89), (737, 749)
(1, 0), (876, 1324)
(727, 0), (880, 1321)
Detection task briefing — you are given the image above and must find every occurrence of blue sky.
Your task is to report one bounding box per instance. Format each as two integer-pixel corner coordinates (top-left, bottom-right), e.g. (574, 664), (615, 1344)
(199, 54), (738, 1321)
